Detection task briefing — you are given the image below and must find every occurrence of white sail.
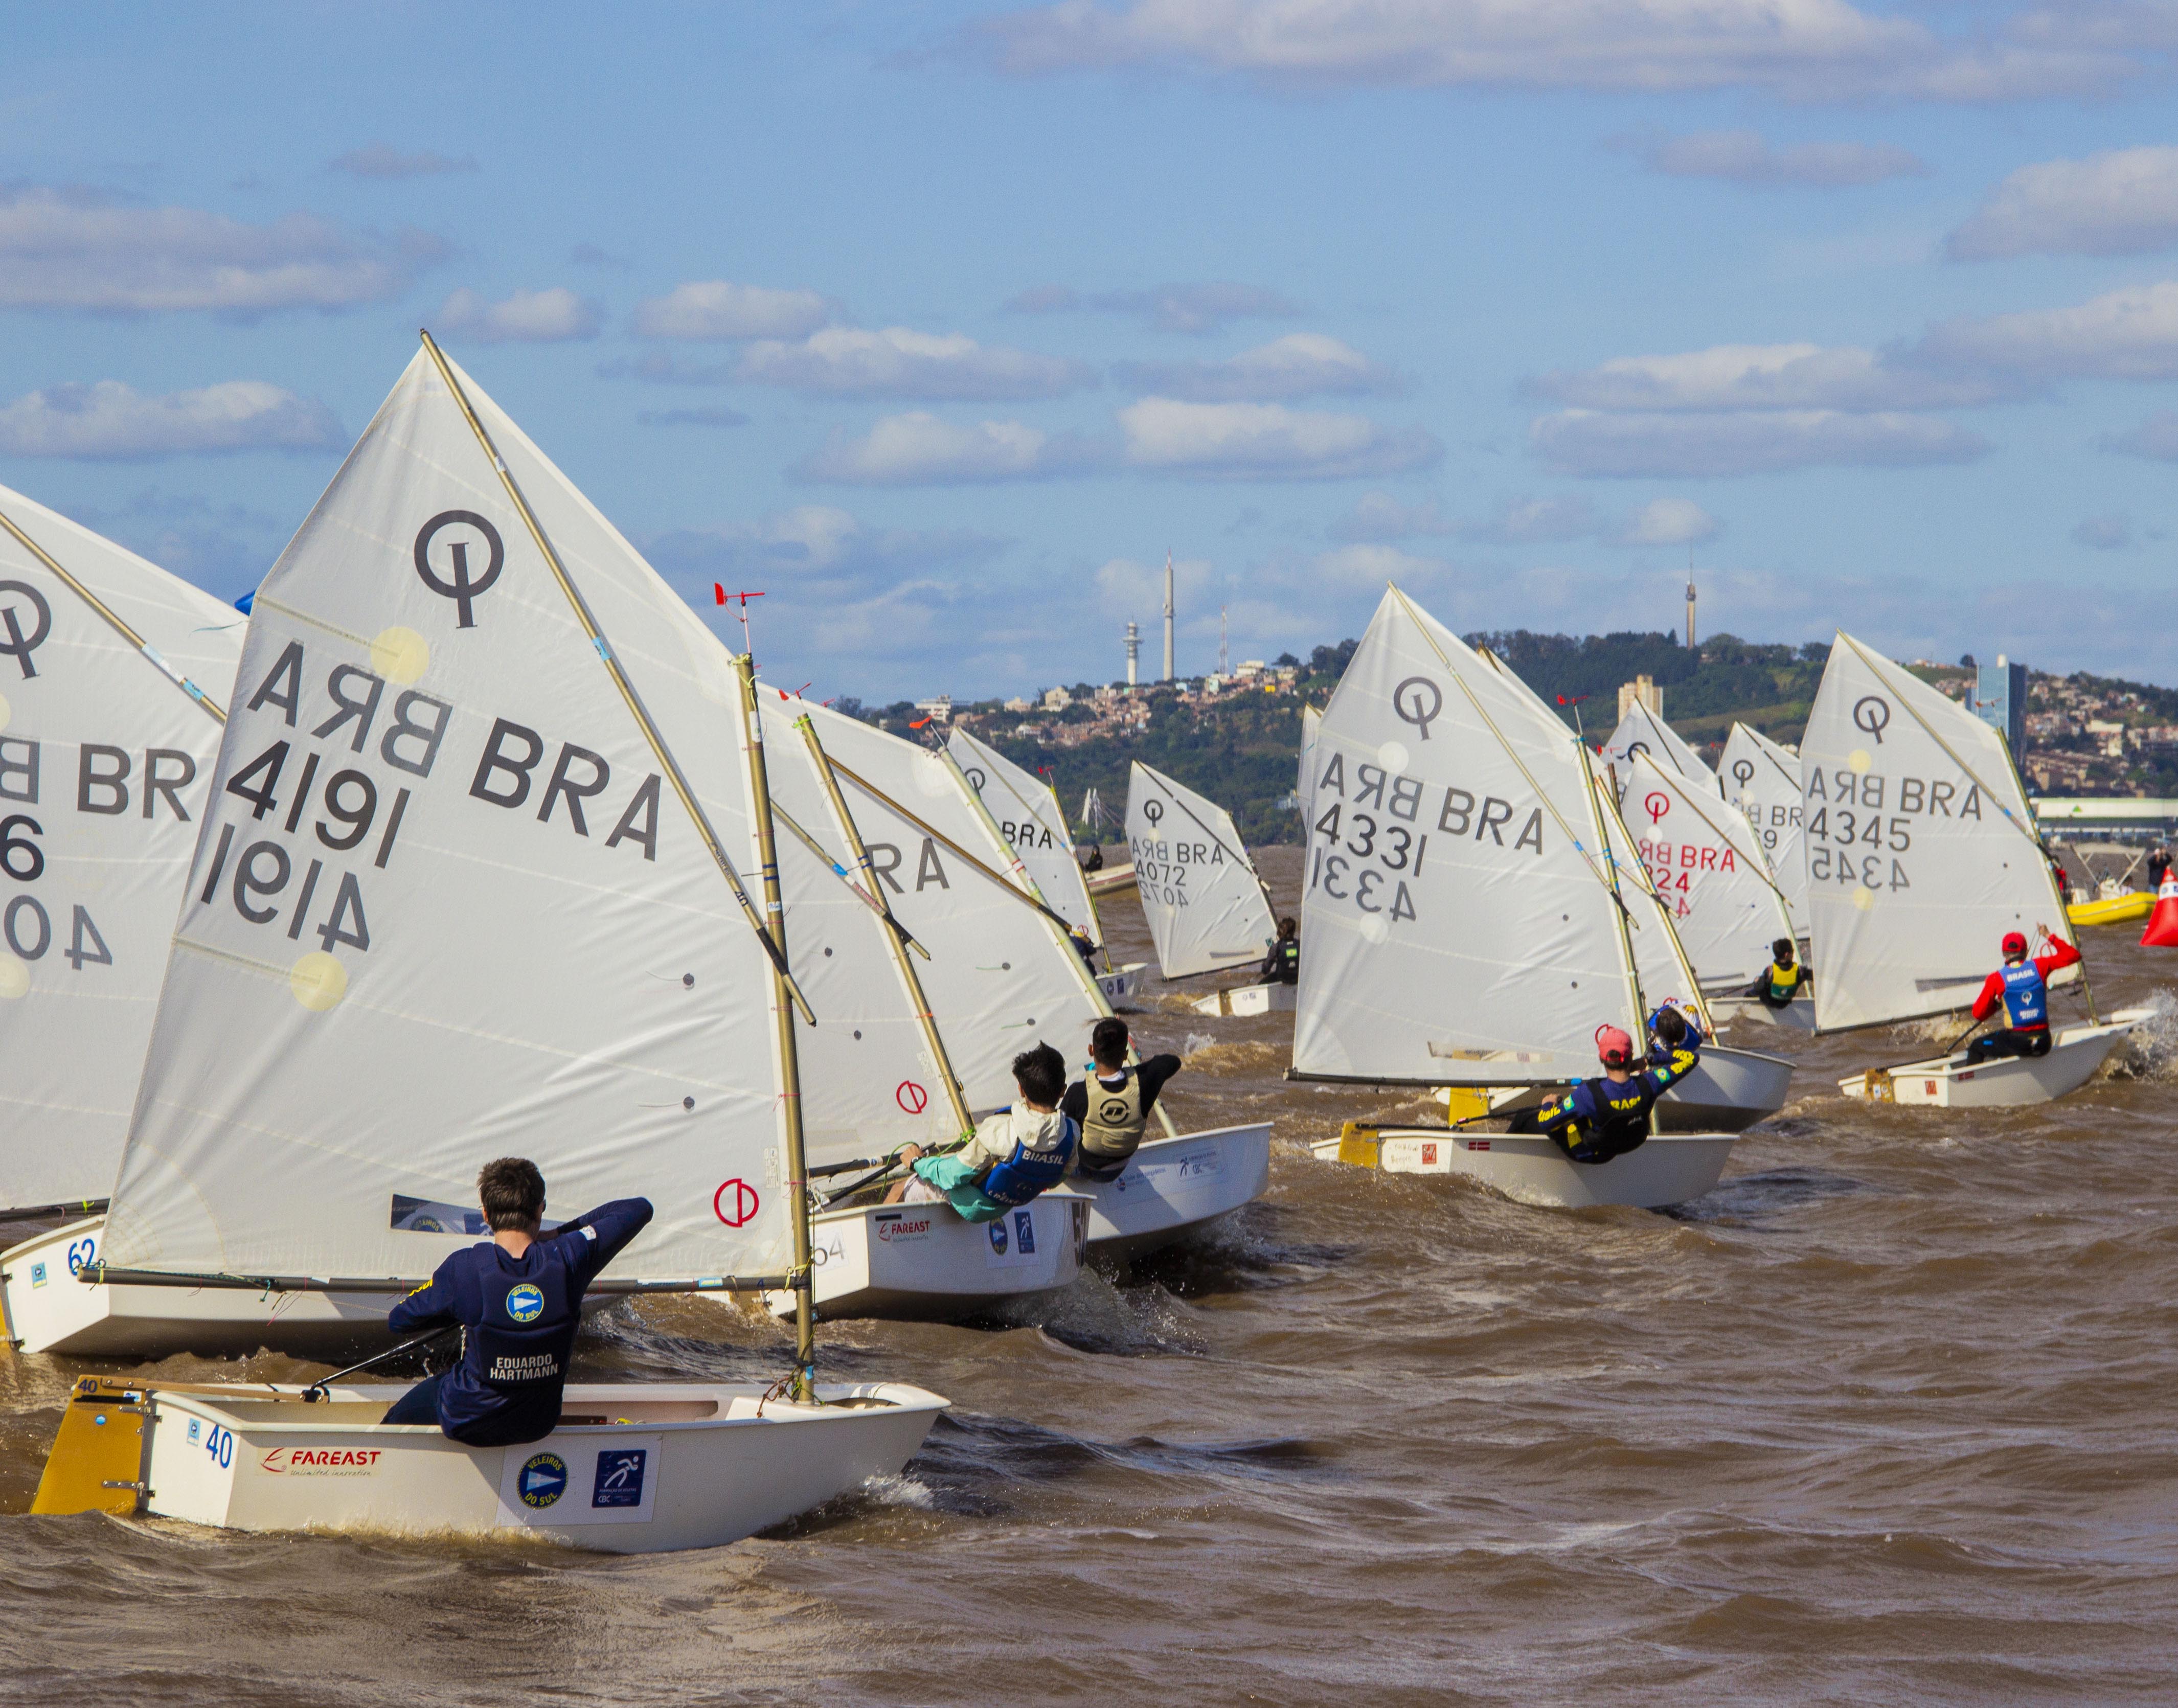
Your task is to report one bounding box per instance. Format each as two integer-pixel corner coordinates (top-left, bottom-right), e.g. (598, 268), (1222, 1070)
(1719, 722), (1808, 938)
(1602, 699), (1719, 797)
(758, 693), (960, 1166)
(946, 725), (1097, 940)
(1128, 760), (1277, 980)
(1623, 753), (1794, 991)
(1294, 586), (1640, 1084)
(101, 348), (796, 1281)
(1298, 703), (1321, 820)
(791, 700), (1104, 1113)
(1803, 631), (2070, 1031)
(0, 488), (245, 1212)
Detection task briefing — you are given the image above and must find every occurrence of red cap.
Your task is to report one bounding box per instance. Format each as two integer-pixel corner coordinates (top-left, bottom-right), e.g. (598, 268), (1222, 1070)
(1595, 1024), (1634, 1066)
(2001, 931), (2028, 957)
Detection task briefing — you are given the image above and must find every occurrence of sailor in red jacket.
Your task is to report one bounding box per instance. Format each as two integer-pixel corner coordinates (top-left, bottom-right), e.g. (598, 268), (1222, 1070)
(1962, 927), (2080, 1066)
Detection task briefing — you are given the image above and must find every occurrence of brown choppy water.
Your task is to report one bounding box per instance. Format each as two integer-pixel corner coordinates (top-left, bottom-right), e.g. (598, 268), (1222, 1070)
(6, 844), (2177, 1705)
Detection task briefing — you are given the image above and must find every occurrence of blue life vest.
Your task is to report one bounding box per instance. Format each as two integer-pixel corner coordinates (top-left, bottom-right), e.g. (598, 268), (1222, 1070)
(1999, 961), (2049, 1028)
(980, 1115), (1077, 1207)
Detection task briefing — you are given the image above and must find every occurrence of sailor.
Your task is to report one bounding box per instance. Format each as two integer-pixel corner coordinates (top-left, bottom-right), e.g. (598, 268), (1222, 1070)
(885, 1043), (1077, 1223)
(1744, 938), (1809, 1010)
(1081, 844), (1105, 874)
(1962, 927), (2081, 1065)
(2149, 844), (2171, 891)
(1063, 1017), (1183, 1182)
(1069, 925), (1101, 970)
(1509, 1006), (1705, 1164)
(1262, 916), (1301, 986)
(380, 1158), (652, 1446)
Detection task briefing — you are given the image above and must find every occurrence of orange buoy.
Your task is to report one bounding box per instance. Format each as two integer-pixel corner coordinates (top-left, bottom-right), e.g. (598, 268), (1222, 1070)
(2142, 875), (2178, 948)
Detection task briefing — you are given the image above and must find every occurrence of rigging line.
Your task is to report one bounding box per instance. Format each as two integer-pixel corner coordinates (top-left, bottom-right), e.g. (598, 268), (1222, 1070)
(1744, 728), (1803, 796)
(796, 712), (973, 1137)
(418, 330), (814, 1025)
(770, 794), (931, 960)
(1629, 753), (1793, 911)
(825, 755), (1078, 935)
(1389, 584), (1622, 902)
(0, 500), (228, 723)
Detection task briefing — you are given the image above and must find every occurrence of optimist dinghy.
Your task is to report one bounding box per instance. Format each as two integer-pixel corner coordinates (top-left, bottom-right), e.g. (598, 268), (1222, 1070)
(16, 337), (947, 1542)
(34, 1375), (944, 1554)
(0, 488), (244, 1227)
(1190, 981), (1295, 1016)
(1720, 722), (1809, 939)
(1289, 586), (1740, 1210)
(1802, 632), (2145, 1106)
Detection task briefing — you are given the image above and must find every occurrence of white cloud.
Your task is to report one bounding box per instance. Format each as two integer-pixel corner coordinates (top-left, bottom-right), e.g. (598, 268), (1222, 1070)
(1115, 333), (1397, 400)
(1008, 280), (1295, 334)
(737, 326), (1093, 399)
(2072, 514), (2131, 550)
(633, 280), (834, 340)
(797, 412), (1106, 484)
(0, 380), (343, 460)
(1461, 494), (1606, 543)
(0, 187), (419, 314)
(436, 286), (603, 343)
(1949, 147), (2178, 261)
(328, 144), (478, 178)
(1119, 397), (1440, 478)
(1916, 281), (2178, 382)
(1531, 408), (1990, 477)
(1092, 552), (1221, 613)
(1534, 341), (2014, 412)
(1617, 497), (1720, 545)
(976, 0), (2163, 101)
(1622, 129), (1927, 187)
(1329, 491), (1457, 540)
(646, 504), (1005, 593)
(637, 406), (749, 428)
(2102, 409), (2178, 462)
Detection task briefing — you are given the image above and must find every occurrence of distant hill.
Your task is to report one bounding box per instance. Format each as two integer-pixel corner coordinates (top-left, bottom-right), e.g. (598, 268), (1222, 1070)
(845, 631), (2178, 845)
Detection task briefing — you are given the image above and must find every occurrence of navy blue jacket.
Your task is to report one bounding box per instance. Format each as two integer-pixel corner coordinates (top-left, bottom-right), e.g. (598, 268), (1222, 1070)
(388, 1198), (652, 1446)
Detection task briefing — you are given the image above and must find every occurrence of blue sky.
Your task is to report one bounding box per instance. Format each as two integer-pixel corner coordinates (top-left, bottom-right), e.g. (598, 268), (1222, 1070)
(4, 2), (2176, 701)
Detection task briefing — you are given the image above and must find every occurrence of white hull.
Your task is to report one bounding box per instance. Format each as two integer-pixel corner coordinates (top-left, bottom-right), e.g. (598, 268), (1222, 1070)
(1096, 962), (1150, 1007)
(2, 1218), (395, 1359)
(767, 1193), (1089, 1323)
(1086, 863), (1135, 897)
(1311, 1127), (1737, 1210)
(1657, 1044), (1795, 1133)
(1079, 1124), (1273, 1260)
(69, 1377), (944, 1554)
(1840, 1008), (2152, 1108)
(1190, 982), (1296, 1017)
(1708, 995), (1817, 1034)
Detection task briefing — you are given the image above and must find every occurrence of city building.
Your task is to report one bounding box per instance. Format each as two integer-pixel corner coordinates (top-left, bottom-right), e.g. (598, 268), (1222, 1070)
(913, 694), (953, 724)
(1618, 675), (1663, 719)
(1973, 656), (2027, 754)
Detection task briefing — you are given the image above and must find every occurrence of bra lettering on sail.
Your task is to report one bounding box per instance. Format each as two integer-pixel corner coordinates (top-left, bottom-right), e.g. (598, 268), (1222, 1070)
(0, 580), (52, 678)
(412, 511), (505, 628)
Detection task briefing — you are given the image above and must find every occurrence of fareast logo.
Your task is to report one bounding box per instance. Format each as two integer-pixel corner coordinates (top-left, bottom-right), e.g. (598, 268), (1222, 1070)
(261, 1446), (384, 1476)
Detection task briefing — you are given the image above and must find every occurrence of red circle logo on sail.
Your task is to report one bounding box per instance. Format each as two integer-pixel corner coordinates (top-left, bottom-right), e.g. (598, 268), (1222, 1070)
(713, 1179), (760, 1226)
(895, 1081), (929, 1114)
(1644, 792), (1670, 826)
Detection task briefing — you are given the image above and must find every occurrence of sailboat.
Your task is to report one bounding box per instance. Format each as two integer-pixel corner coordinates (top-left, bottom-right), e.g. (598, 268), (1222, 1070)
(0, 488), (244, 1227)
(1295, 587), (1742, 1209)
(1126, 759), (1284, 1015)
(747, 694), (1096, 1318)
(1710, 724), (1814, 1029)
(1463, 646), (1795, 1133)
(1620, 752), (1794, 996)
(14, 339), (944, 1550)
(782, 710), (1270, 1266)
(1601, 698), (1720, 798)
(1806, 632), (2151, 1106)
(947, 724), (1145, 1006)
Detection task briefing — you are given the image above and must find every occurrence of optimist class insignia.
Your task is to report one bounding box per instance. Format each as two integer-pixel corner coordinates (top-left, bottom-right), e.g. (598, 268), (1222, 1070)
(519, 1451), (568, 1509)
(506, 1283), (545, 1323)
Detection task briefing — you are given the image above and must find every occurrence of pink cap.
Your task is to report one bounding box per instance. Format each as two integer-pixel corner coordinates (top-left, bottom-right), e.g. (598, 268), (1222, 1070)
(1595, 1024), (1634, 1066)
